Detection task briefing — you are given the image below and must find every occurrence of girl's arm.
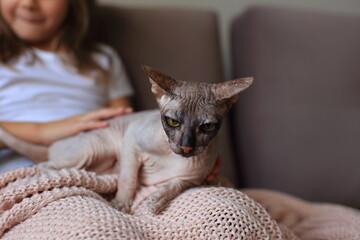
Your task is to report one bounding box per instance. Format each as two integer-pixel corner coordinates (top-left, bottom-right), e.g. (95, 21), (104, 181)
(0, 106), (132, 147)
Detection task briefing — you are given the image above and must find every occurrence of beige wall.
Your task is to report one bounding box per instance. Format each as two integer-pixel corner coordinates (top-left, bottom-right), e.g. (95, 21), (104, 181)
(98, 0), (360, 80)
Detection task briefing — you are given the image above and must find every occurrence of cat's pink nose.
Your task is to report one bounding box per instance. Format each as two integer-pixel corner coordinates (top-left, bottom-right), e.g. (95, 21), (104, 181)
(180, 146), (193, 153)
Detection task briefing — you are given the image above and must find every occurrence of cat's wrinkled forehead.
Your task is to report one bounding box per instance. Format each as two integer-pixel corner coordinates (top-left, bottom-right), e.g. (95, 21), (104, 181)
(159, 81), (223, 118)
(172, 81), (216, 102)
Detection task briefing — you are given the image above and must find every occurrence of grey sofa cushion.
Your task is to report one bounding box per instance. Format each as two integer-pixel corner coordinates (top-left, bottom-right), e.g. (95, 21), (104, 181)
(231, 6), (360, 208)
(94, 7), (224, 110)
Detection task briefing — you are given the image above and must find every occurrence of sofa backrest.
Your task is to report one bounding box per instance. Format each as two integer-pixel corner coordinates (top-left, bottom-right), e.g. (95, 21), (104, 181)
(94, 6), (224, 110)
(231, 6), (360, 208)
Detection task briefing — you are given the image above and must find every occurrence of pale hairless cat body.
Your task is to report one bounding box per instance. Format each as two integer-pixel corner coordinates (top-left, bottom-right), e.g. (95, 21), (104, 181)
(0, 66), (253, 214)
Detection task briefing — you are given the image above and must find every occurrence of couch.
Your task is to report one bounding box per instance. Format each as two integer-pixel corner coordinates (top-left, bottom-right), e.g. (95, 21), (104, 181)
(231, 5), (360, 209)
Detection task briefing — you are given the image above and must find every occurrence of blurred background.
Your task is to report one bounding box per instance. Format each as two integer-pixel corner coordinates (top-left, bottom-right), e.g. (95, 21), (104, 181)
(99, 0), (360, 80)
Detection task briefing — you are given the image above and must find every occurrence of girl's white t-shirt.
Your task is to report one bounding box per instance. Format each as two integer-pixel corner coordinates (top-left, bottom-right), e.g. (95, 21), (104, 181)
(0, 45), (134, 172)
(0, 45), (133, 122)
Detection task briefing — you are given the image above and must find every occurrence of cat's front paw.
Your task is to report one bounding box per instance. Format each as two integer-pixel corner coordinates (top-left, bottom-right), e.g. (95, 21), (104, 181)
(111, 197), (133, 214)
(146, 194), (171, 214)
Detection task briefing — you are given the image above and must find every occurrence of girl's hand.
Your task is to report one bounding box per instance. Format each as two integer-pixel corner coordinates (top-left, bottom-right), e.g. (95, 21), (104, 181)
(41, 107), (133, 145)
(0, 107), (133, 148)
(204, 156), (235, 187)
(205, 156), (224, 184)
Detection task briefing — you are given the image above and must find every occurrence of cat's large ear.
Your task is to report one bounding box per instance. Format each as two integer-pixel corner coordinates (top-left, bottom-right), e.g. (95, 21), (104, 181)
(142, 65), (181, 102)
(213, 77), (254, 108)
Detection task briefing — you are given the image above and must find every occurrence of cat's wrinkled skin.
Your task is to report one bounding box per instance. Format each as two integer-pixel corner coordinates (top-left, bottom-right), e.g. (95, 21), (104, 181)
(1, 66), (253, 214)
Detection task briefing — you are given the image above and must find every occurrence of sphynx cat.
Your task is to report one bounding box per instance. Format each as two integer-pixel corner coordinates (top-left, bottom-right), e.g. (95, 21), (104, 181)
(0, 66), (253, 214)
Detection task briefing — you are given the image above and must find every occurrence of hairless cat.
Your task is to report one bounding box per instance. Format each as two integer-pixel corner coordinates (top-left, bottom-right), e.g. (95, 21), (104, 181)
(0, 66), (253, 214)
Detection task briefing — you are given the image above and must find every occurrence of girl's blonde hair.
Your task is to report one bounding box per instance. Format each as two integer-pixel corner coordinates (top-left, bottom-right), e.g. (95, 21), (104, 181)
(0, 0), (110, 81)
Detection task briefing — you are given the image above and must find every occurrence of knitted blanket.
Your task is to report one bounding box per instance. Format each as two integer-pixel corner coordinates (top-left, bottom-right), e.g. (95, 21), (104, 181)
(0, 167), (296, 240)
(243, 189), (360, 240)
(0, 167), (358, 239)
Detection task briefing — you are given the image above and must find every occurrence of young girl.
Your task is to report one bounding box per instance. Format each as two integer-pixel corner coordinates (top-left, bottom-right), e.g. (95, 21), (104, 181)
(0, 0), (134, 172)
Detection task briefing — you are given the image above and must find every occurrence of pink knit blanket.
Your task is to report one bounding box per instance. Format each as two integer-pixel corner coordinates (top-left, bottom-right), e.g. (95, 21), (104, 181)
(0, 167), (358, 239)
(243, 189), (360, 240)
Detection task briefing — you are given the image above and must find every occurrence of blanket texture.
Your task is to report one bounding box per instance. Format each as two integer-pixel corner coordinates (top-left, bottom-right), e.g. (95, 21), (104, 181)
(1, 167), (359, 240)
(0, 167), (297, 240)
(243, 189), (360, 240)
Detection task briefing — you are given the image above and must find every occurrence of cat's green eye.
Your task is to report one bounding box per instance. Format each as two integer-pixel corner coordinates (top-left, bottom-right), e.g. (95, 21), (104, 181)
(201, 123), (217, 132)
(166, 117), (181, 128)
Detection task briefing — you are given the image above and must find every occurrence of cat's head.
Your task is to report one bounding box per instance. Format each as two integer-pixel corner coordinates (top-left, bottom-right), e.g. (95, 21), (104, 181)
(143, 66), (253, 158)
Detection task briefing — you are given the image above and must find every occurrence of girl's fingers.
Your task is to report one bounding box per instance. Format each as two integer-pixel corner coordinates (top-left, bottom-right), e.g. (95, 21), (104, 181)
(124, 107), (134, 114)
(86, 108), (122, 120)
(86, 107), (133, 121)
(206, 174), (215, 183)
(212, 166), (221, 175)
(73, 108), (131, 133)
(204, 155), (224, 184)
(78, 121), (109, 132)
(212, 156), (223, 175)
(215, 156), (224, 166)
